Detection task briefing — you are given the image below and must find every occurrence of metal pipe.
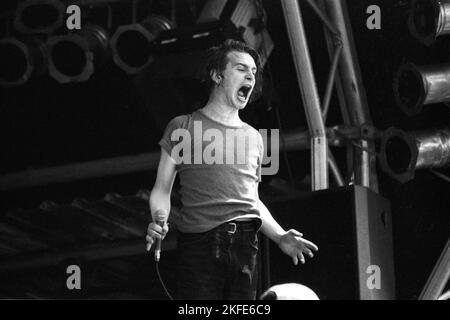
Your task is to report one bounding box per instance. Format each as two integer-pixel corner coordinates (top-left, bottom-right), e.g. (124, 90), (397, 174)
(322, 44), (343, 121)
(0, 237), (177, 274)
(0, 152), (162, 192)
(415, 129), (450, 169)
(319, 0), (378, 192)
(281, 0), (328, 191)
(408, 0), (450, 46)
(110, 15), (173, 74)
(305, 0), (340, 36)
(439, 290), (450, 300)
(47, 24), (109, 83)
(419, 237), (450, 300)
(430, 169), (450, 182)
(437, 0), (450, 35)
(304, 0), (347, 186)
(327, 147), (345, 186)
(393, 63), (450, 116)
(0, 37), (47, 87)
(280, 128), (345, 151)
(0, 130), (345, 192)
(380, 127), (450, 182)
(13, 0), (65, 34)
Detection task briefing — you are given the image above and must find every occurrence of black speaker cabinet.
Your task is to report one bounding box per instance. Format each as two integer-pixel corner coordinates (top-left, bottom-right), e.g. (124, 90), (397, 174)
(262, 185), (395, 300)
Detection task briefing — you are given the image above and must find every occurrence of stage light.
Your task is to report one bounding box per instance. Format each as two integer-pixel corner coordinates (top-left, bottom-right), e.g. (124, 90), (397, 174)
(47, 24), (109, 83)
(14, 0), (65, 34)
(198, 0), (274, 65)
(110, 15), (173, 75)
(380, 127), (450, 182)
(408, 0), (450, 46)
(0, 37), (47, 87)
(393, 63), (450, 116)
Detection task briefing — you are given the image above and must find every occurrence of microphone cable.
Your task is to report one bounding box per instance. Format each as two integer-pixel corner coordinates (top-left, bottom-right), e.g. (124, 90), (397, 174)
(155, 260), (174, 300)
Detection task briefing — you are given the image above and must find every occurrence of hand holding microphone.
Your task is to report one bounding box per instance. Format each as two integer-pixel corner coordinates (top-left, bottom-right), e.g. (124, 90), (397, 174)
(146, 209), (169, 262)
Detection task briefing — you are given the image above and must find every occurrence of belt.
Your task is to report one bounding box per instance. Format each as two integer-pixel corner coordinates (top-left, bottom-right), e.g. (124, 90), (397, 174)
(218, 219), (260, 234)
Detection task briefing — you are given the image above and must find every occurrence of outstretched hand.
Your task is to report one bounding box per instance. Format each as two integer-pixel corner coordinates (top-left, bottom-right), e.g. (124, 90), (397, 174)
(278, 229), (319, 265)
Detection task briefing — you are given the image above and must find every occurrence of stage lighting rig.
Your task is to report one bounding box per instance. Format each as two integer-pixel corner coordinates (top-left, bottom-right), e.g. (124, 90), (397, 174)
(408, 0), (450, 46)
(0, 37), (47, 87)
(380, 127), (450, 182)
(47, 24), (109, 83)
(393, 63), (450, 116)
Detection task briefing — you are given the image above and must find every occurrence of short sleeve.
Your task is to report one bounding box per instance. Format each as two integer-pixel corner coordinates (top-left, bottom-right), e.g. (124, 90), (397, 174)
(158, 115), (189, 156)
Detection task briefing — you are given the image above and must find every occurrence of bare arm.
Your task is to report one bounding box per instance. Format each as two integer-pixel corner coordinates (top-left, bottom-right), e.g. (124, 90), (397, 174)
(257, 186), (319, 265)
(146, 148), (177, 250)
(258, 197), (286, 244)
(149, 148), (177, 221)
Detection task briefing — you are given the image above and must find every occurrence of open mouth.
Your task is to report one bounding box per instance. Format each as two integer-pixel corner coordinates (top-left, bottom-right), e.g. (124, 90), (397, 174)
(237, 85), (252, 101)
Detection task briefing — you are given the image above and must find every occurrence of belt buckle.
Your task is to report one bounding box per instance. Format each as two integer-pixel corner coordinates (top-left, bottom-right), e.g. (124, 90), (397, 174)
(227, 222), (237, 234)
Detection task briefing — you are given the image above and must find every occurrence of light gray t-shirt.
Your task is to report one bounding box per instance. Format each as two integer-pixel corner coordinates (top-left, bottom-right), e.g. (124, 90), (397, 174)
(159, 109), (263, 233)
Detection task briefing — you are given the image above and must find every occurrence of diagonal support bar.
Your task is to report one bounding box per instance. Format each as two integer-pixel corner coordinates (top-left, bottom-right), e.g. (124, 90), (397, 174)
(306, 0), (340, 36)
(322, 43), (343, 121)
(319, 0), (379, 192)
(281, 0), (328, 191)
(419, 237), (450, 300)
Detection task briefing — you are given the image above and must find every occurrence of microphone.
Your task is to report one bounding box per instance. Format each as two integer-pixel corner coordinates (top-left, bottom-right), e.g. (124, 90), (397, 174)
(153, 210), (166, 262)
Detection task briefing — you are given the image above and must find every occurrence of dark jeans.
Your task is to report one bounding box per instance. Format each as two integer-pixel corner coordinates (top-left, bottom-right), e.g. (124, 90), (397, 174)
(175, 220), (261, 300)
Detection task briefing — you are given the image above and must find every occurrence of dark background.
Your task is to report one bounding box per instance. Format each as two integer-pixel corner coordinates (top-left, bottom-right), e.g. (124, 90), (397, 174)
(0, 0), (449, 299)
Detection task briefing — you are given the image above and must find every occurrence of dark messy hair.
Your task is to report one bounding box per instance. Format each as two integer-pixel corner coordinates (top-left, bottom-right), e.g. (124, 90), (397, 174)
(198, 39), (263, 103)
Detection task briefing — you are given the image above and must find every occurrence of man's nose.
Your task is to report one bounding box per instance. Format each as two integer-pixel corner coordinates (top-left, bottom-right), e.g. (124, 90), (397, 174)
(246, 72), (254, 81)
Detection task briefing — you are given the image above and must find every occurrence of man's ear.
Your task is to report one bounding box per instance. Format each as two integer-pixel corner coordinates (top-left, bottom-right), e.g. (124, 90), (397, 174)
(210, 70), (221, 85)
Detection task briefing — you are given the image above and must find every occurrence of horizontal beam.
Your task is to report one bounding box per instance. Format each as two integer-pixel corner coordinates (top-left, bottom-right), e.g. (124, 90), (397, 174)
(0, 235), (177, 274)
(0, 152), (161, 191)
(0, 130), (346, 192)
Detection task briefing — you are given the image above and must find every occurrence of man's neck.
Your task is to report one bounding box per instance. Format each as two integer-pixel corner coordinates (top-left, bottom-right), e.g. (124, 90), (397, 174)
(202, 100), (243, 127)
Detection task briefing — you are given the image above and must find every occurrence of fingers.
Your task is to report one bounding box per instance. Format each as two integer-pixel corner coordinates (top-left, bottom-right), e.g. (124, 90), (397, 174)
(292, 241), (315, 265)
(304, 248), (314, 258)
(147, 222), (164, 235)
(284, 231), (318, 266)
(293, 233), (319, 252)
(145, 221), (170, 252)
(298, 252), (305, 264)
(303, 239), (319, 252)
(147, 222), (169, 238)
(147, 228), (164, 240)
(298, 240), (317, 259)
(145, 235), (154, 251)
(288, 229), (303, 237)
(292, 252), (304, 265)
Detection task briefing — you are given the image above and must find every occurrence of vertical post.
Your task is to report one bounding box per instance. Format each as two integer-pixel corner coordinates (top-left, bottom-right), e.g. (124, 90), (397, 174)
(281, 0), (328, 191)
(319, 0), (379, 192)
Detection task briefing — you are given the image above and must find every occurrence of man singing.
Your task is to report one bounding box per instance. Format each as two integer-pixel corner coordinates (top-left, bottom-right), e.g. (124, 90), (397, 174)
(146, 39), (318, 300)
